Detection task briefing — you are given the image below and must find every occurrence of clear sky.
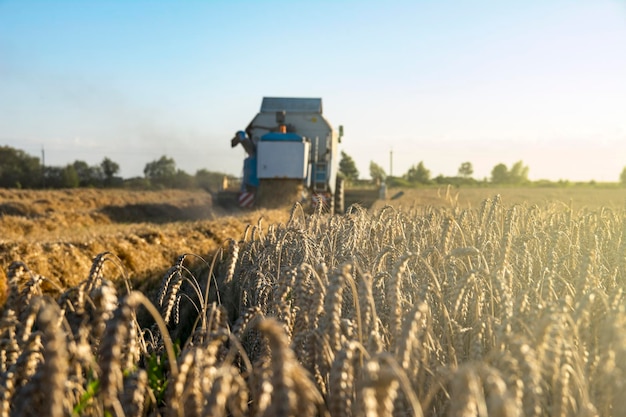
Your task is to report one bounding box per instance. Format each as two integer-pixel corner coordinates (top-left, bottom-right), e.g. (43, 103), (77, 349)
(1, 0), (625, 181)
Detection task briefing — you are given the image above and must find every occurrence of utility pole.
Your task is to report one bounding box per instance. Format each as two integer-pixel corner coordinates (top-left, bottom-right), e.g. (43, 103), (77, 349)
(389, 148), (393, 177)
(41, 146), (46, 188)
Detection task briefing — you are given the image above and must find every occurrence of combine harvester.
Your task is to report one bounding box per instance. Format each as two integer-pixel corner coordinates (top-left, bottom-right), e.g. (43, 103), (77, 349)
(222, 97), (377, 214)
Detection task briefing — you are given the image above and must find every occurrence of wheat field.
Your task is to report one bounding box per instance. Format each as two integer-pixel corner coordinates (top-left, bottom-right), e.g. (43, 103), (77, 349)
(1, 190), (626, 416)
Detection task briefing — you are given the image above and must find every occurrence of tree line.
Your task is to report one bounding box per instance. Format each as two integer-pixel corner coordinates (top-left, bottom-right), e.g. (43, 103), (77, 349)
(3, 144), (626, 190)
(0, 145), (231, 191)
(339, 151), (530, 186)
(339, 151), (626, 187)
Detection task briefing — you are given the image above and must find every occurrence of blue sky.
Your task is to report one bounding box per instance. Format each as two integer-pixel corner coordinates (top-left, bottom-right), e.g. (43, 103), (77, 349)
(1, 0), (625, 181)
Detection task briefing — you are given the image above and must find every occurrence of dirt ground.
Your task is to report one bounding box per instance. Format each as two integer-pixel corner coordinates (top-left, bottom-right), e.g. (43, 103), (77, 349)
(0, 188), (289, 304)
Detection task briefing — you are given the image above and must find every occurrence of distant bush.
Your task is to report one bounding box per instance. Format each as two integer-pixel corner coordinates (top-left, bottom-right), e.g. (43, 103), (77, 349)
(386, 176), (413, 188)
(123, 177), (152, 189)
(433, 175), (480, 187)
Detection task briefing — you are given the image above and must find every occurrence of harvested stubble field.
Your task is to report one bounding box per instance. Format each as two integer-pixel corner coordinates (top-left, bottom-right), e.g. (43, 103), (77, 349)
(1, 186), (626, 416)
(0, 188), (290, 302)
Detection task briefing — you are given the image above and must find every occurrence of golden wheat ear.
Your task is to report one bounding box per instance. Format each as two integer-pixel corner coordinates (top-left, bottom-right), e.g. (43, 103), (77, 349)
(256, 317), (327, 417)
(11, 298), (69, 417)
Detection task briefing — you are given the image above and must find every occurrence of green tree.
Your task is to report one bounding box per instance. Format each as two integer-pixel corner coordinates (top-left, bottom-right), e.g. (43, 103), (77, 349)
(101, 157), (120, 186)
(62, 164), (80, 188)
(509, 160), (529, 184)
(71, 160), (103, 187)
(458, 161), (474, 178)
(620, 167), (626, 186)
(43, 167), (64, 188)
(339, 151), (359, 181)
(369, 161), (386, 184)
(491, 161), (529, 184)
(0, 146), (42, 188)
(195, 169), (234, 192)
(405, 161), (431, 184)
(491, 163), (509, 184)
(171, 169), (195, 189)
(144, 156), (177, 187)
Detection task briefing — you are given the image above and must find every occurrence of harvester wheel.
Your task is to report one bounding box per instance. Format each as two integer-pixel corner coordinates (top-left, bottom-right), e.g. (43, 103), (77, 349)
(335, 177), (345, 214)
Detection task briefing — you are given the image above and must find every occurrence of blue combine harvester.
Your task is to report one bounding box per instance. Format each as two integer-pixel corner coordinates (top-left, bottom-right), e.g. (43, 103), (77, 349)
(229, 97), (345, 213)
